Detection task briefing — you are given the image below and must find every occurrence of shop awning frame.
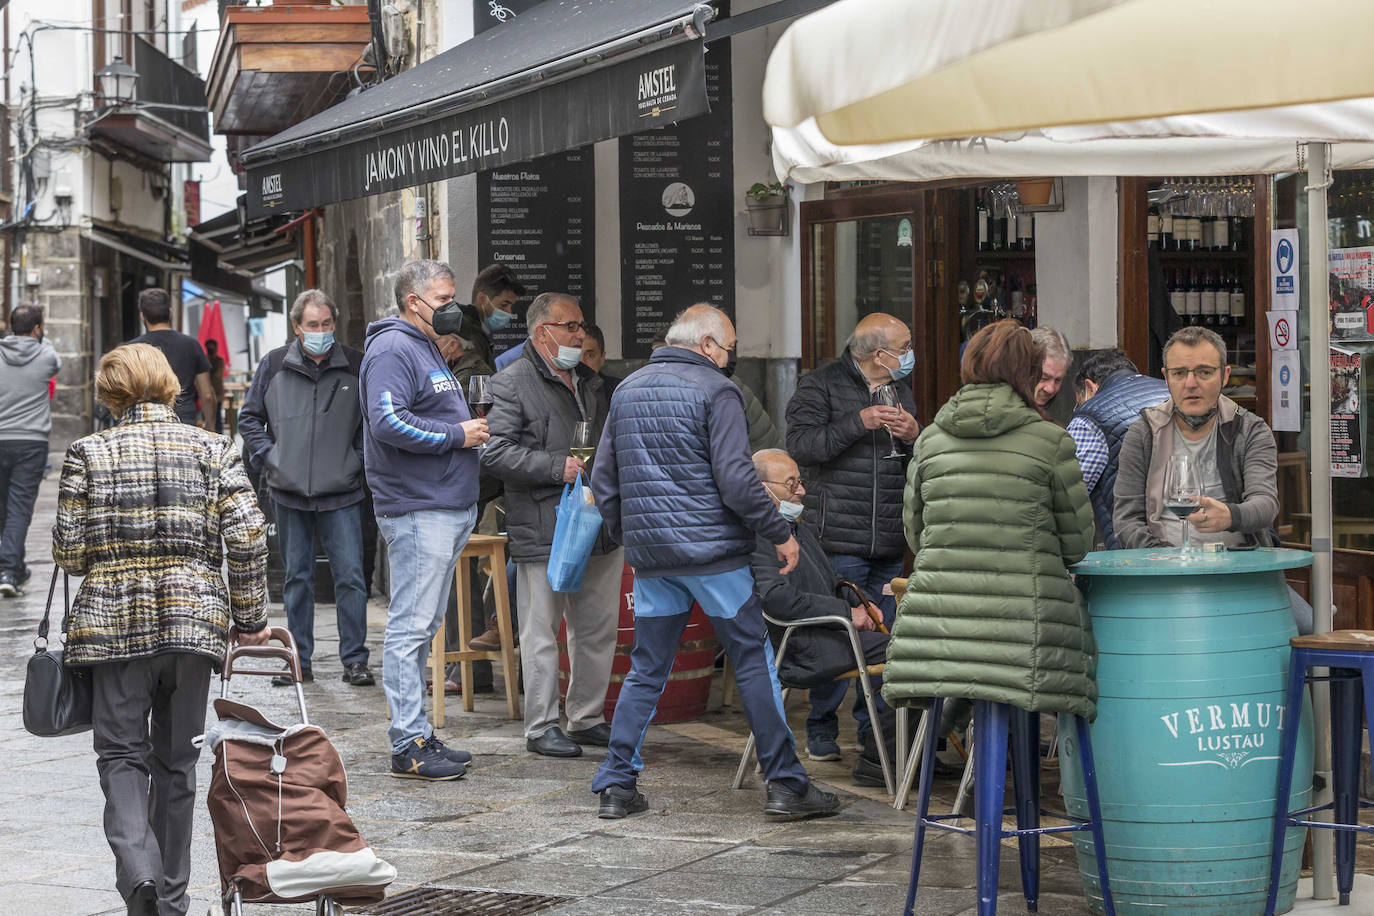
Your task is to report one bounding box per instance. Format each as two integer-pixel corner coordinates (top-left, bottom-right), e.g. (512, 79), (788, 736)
(84, 227), (188, 273)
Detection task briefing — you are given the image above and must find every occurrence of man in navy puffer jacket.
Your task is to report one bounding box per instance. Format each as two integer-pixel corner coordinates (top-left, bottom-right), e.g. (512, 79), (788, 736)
(589, 304), (840, 822)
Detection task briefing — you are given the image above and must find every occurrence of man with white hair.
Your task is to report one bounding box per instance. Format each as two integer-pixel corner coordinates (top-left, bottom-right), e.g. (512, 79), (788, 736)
(1031, 326), (1072, 409)
(589, 304), (840, 822)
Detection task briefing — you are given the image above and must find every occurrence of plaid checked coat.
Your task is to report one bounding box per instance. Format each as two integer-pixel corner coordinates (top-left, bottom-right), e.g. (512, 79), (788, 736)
(52, 402), (268, 667)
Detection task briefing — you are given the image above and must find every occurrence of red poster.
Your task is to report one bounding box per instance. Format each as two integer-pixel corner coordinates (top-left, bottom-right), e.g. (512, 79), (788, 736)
(184, 179), (201, 229)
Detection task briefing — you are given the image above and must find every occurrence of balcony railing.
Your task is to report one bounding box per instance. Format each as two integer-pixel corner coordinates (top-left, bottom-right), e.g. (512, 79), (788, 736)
(133, 36), (210, 144)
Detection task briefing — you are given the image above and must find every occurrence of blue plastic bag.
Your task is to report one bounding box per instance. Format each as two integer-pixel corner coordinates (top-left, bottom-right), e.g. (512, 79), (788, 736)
(547, 471), (603, 593)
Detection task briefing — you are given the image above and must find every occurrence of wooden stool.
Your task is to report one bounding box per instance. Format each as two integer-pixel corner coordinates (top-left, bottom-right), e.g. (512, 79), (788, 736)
(429, 534), (520, 724)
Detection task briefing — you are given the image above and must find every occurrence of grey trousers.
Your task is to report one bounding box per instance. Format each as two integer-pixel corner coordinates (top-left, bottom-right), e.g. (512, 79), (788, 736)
(516, 549), (623, 739)
(91, 653), (213, 916)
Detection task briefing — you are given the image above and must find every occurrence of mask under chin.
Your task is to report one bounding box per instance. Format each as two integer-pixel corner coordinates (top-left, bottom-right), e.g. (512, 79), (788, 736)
(1173, 404), (1218, 430)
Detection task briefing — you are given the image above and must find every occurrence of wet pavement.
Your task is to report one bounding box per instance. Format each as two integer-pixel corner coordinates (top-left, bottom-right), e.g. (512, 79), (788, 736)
(0, 460), (1352, 915)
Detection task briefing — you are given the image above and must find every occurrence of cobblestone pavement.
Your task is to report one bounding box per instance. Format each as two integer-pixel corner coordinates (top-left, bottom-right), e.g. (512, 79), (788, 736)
(0, 464), (1221, 915)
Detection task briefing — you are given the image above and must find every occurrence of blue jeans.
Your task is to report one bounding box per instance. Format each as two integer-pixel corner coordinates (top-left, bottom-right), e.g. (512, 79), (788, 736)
(592, 570), (809, 795)
(808, 554), (903, 742)
(0, 440), (46, 579)
(274, 501), (369, 669)
(376, 506), (478, 754)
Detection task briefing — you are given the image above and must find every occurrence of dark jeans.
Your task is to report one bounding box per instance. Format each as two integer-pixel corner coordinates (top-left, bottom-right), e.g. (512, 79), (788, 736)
(807, 554), (903, 742)
(275, 500), (370, 669)
(91, 652), (212, 915)
(0, 439), (47, 579)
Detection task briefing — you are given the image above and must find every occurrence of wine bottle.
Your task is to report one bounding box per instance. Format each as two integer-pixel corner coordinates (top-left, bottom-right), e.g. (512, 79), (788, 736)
(1169, 269), (1187, 318)
(1200, 218), (1213, 251)
(1230, 216), (1244, 252)
(1185, 269), (1202, 325)
(977, 192), (991, 251)
(1200, 268), (1217, 326)
(1017, 212), (1034, 251)
(1213, 216), (1229, 252)
(1189, 217), (1203, 251)
(1005, 210), (1021, 250)
(1147, 213), (1159, 249)
(1229, 270), (1246, 326)
(1160, 213), (1175, 250)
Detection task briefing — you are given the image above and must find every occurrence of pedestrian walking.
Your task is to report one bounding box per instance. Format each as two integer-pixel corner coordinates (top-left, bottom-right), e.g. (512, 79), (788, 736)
(129, 289), (216, 428)
(238, 289), (375, 688)
(0, 305), (60, 597)
(1067, 349), (1168, 549)
(783, 311), (918, 761)
(51, 343), (269, 916)
(884, 320), (1097, 731)
(204, 338), (226, 433)
(589, 303), (840, 822)
(360, 259), (489, 781)
(482, 292), (621, 758)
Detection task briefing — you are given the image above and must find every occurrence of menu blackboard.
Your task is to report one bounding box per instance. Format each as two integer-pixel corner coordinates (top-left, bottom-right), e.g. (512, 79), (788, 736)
(474, 0), (596, 352)
(619, 32), (734, 358)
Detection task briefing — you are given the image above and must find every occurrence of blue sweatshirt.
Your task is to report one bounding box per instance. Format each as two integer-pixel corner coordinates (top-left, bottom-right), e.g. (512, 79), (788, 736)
(359, 316), (478, 515)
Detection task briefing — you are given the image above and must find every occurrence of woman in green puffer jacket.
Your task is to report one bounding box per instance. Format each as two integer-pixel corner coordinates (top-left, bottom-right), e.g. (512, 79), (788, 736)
(883, 321), (1097, 721)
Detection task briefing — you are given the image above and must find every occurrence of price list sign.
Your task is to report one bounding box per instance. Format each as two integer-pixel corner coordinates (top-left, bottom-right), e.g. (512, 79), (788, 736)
(619, 34), (734, 358)
(475, 1), (596, 351)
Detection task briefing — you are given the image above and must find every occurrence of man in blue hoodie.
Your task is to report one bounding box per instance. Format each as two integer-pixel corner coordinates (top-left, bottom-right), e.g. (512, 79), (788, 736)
(588, 304), (840, 822)
(359, 260), (490, 781)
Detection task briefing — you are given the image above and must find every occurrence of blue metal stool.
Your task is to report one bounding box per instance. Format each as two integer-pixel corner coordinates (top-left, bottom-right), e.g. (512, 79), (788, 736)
(904, 698), (1115, 916)
(1266, 631), (1374, 915)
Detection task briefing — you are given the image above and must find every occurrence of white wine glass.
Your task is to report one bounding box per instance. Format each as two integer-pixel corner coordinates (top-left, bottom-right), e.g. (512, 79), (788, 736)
(570, 420), (595, 469)
(873, 384), (904, 460)
(1163, 454), (1203, 559)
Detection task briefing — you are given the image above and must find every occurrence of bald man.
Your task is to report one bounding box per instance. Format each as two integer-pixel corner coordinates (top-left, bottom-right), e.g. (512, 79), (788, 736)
(749, 448), (899, 788)
(784, 312), (918, 762)
(590, 304), (840, 822)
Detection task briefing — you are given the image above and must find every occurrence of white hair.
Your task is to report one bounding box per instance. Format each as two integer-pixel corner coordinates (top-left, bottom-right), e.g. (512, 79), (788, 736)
(1031, 326), (1072, 366)
(664, 304), (729, 348)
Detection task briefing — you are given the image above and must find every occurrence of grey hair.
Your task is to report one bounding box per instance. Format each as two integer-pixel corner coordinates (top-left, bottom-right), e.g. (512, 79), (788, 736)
(1164, 325), (1228, 368)
(289, 289), (337, 326)
(526, 291), (578, 330)
(393, 259), (455, 312)
(846, 326), (889, 358)
(664, 303), (729, 348)
(752, 447), (791, 474)
(1031, 326), (1072, 366)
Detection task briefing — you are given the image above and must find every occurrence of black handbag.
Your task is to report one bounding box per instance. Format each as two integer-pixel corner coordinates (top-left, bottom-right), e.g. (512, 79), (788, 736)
(22, 569), (93, 737)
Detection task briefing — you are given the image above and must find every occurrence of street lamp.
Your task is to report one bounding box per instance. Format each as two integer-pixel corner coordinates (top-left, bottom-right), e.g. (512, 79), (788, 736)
(95, 56), (139, 107)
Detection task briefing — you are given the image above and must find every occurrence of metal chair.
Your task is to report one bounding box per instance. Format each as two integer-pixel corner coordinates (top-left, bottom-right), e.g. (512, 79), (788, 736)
(732, 603), (899, 796)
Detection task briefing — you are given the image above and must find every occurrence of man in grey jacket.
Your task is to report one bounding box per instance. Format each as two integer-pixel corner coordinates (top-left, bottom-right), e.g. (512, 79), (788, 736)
(1114, 325), (1312, 632)
(482, 292), (622, 758)
(0, 305), (60, 596)
(239, 289), (375, 685)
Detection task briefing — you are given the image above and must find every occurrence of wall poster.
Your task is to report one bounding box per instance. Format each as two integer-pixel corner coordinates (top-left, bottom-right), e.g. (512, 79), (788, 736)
(619, 3), (734, 359)
(1331, 345), (1366, 478)
(1329, 246), (1374, 342)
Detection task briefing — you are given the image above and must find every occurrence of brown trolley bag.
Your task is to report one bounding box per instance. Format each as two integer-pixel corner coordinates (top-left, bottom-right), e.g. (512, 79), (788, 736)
(202, 627), (395, 915)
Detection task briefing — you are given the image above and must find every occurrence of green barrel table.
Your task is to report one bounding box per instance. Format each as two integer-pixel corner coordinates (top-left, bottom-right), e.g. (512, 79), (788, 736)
(1060, 548), (1315, 915)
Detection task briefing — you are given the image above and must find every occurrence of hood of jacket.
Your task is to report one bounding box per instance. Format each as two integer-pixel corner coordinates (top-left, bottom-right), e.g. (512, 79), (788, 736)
(0, 335), (43, 366)
(365, 314), (433, 350)
(934, 383), (1043, 440)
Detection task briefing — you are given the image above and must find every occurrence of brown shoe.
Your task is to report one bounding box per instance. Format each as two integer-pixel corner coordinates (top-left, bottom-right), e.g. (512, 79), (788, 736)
(425, 675), (463, 695)
(469, 625), (501, 651)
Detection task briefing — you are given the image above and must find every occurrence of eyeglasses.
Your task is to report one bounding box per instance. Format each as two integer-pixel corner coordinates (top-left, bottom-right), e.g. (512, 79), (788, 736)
(763, 477), (803, 495)
(878, 345), (913, 357)
(1164, 366), (1221, 382)
(539, 320), (589, 334)
(708, 335), (737, 353)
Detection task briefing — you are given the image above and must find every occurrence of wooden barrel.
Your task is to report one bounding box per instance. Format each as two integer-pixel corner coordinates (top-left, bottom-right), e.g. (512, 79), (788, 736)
(558, 563), (718, 724)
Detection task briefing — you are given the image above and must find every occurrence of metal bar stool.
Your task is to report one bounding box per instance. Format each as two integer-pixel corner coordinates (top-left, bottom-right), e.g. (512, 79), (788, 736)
(1265, 631), (1374, 915)
(904, 698), (1116, 916)
(428, 534), (521, 723)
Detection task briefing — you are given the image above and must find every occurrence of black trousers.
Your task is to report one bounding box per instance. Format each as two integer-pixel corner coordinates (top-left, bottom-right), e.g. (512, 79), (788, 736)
(91, 653), (213, 915)
(0, 439), (46, 579)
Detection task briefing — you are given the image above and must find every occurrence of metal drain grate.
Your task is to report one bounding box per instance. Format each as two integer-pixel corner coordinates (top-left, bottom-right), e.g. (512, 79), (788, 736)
(354, 885), (571, 915)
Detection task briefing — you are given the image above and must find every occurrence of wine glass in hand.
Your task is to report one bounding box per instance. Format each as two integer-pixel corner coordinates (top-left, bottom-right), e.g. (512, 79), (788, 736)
(873, 385), (904, 459)
(467, 376), (493, 418)
(570, 421), (595, 466)
(1163, 454), (1202, 558)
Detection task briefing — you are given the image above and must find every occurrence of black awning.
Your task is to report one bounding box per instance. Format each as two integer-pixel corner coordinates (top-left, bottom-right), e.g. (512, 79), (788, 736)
(241, 0), (714, 218)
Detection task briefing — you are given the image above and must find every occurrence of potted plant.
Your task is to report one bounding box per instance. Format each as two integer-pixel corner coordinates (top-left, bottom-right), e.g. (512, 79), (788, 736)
(745, 181), (789, 235)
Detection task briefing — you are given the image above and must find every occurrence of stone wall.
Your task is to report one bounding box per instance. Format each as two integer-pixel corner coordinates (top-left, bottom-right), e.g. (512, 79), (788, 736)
(24, 228), (91, 450)
(316, 192), (407, 350)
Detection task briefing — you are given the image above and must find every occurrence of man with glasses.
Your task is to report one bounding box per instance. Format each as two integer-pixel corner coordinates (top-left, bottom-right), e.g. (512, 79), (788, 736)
(749, 448), (899, 788)
(1114, 325), (1312, 632)
(784, 311), (918, 763)
(482, 293), (621, 758)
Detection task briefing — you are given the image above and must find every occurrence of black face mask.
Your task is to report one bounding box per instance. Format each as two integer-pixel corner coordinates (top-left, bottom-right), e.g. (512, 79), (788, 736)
(720, 353), (737, 378)
(415, 295), (465, 337)
(1173, 404), (1219, 430)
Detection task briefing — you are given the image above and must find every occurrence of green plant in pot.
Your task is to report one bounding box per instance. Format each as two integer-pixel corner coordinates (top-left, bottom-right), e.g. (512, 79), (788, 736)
(745, 181), (789, 235)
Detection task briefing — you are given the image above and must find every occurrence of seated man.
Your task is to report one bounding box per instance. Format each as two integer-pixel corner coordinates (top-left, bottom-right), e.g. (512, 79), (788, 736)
(749, 448), (897, 787)
(1114, 325), (1313, 634)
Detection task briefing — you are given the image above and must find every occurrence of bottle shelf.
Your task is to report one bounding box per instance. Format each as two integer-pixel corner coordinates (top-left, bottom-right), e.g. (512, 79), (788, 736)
(975, 249), (1037, 261)
(1155, 249), (1248, 260)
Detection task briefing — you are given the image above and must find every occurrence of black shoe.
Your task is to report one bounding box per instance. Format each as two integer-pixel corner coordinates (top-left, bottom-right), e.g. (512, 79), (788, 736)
(527, 726), (582, 757)
(852, 754), (887, 788)
(764, 781), (842, 820)
(341, 663), (375, 686)
(566, 723), (612, 746)
(390, 737), (466, 781)
(271, 666), (313, 687)
(0, 572), (22, 598)
(127, 880), (158, 916)
(597, 784), (649, 819)
(16, 566), (31, 588)
(426, 734), (474, 767)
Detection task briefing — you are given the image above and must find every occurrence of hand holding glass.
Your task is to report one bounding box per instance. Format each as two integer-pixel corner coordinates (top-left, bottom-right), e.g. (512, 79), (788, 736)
(872, 385), (904, 459)
(1163, 454), (1202, 558)
(569, 421), (595, 465)
(467, 376), (493, 418)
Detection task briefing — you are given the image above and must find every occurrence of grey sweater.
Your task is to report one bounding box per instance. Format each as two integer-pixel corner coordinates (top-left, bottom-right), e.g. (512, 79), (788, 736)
(0, 335), (61, 441)
(1113, 395), (1280, 549)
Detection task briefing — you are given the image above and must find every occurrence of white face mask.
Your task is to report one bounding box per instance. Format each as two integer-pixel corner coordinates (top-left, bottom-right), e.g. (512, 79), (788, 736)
(778, 499), (804, 522)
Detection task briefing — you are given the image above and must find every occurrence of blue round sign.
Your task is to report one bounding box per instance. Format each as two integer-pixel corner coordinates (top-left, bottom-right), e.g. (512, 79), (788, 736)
(1276, 238), (1294, 274)
(1280, 365), (1292, 385)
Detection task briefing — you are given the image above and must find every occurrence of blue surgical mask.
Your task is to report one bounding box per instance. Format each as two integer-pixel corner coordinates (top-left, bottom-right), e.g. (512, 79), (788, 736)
(778, 499), (804, 523)
(485, 308), (514, 332)
(883, 348), (915, 381)
(302, 331), (334, 356)
(552, 344), (583, 370)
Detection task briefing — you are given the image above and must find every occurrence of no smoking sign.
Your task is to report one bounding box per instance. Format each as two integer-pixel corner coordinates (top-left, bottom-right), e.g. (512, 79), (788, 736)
(1268, 311), (1299, 351)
